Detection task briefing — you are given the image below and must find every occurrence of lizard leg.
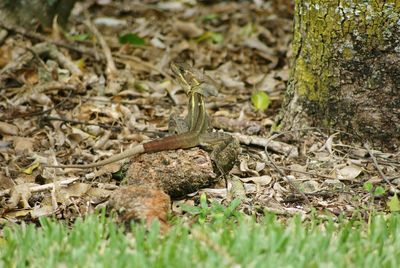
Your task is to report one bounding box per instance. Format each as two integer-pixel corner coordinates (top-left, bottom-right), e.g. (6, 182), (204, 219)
(199, 132), (240, 174)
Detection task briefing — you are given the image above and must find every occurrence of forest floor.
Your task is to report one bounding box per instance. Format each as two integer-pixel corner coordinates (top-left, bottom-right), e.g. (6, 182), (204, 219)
(0, 1), (399, 229)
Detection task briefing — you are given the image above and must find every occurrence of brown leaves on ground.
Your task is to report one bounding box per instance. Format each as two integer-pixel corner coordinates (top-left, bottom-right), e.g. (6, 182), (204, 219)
(0, 1), (399, 227)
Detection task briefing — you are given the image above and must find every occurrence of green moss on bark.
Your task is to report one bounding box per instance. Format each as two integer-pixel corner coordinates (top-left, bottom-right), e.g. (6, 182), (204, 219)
(282, 0), (400, 150)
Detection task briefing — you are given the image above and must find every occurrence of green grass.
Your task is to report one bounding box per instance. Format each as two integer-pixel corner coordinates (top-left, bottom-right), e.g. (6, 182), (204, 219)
(1, 208), (400, 268)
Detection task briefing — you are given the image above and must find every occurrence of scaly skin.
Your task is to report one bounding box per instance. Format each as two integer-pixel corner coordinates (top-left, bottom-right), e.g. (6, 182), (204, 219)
(45, 62), (216, 169)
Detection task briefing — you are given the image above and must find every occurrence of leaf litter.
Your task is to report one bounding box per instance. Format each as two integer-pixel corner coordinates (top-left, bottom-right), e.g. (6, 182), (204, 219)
(0, 0), (399, 228)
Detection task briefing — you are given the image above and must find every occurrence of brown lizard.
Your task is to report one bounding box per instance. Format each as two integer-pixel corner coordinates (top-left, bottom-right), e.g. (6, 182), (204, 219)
(44, 62), (220, 169)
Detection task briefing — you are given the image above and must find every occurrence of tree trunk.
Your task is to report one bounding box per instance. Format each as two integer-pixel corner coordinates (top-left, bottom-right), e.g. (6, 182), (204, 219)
(280, 0), (400, 150)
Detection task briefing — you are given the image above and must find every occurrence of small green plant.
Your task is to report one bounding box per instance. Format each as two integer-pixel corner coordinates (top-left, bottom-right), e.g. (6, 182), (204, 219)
(66, 33), (90, 41)
(119, 33), (145, 45)
(251, 91), (271, 112)
(363, 182), (385, 197)
(195, 32), (223, 43)
(240, 22), (256, 37)
(180, 193), (241, 224)
(201, 13), (218, 22)
(388, 193), (400, 213)
(363, 181), (387, 213)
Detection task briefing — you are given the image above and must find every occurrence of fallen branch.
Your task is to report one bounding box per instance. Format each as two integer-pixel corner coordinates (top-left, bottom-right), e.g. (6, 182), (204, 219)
(263, 132), (311, 205)
(83, 19), (117, 78)
(364, 143), (396, 191)
(232, 132), (298, 157)
(0, 177), (80, 197)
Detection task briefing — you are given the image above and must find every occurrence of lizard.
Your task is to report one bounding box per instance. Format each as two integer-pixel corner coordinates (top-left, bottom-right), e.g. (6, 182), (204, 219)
(44, 62), (224, 169)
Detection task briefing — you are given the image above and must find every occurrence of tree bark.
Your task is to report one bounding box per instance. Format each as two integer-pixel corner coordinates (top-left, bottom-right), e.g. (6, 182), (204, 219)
(280, 0), (400, 150)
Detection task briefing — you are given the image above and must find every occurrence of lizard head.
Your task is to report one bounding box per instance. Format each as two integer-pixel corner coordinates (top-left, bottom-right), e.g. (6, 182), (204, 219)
(170, 62), (199, 94)
(170, 62), (219, 97)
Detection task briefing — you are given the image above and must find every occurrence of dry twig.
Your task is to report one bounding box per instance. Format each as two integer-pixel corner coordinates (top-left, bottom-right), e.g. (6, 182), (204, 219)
(0, 177), (80, 197)
(264, 132), (311, 205)
(83, 19), (117, 78)
(364, 143), (396, 191)
(232, 132), (298, 157)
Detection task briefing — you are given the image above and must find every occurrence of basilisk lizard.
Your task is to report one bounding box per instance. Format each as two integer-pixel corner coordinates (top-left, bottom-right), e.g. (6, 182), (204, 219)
(45, 62), (228, 169)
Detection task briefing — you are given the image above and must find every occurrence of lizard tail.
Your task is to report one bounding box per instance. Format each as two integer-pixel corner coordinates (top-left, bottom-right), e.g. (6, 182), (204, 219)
(44, 144), (146, 169)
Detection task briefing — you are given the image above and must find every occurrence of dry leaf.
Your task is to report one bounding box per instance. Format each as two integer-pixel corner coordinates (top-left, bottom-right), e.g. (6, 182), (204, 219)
(60, 183), (91, 198)
(30, 205), (55, 218)
(239, 159), (259, 176)
(220, 73), (245, 89)
(174, 20), (204, 38)
(240, 175), (272, 186)
(29, 92), (53, 106)
(320, 133), (339, 154)
(322, 179), (345, 190)
(335, 165), (363, 180)
(86, 187), (112, 201)
(7, 184), (33, 209)
(302, 180), (319, 194)
(0, 173), (15, 190)
(94, 130), (111, 149)
(255, 162), (266, 172)
(3, 209), (32, 218)
(0, 122), (19, 136)
(13, 137), (34, 155)
(243, 36), (274, 55)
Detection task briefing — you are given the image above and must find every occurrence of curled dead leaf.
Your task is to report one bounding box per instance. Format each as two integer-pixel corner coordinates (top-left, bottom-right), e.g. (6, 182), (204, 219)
(220, 73), (245, 89)
(255, 162), (266, 172)
(94, 130), (111, 149)
(7, 184), (33, 209)
(239, 159), (259, 176)
(174, 20), (204, 38)
(0, 173), (15, 190)
(240, 175), (272, 186)
(301, 180), (320, 194)
(335, 165), (363, 181)
(322, 179), (345, 190)
(30, 205), (55, 218)
(243, 36), (275, 55)
(29, 92), (53, 106)
(0, 122), (19, 136)
(321, 133), (339, 154)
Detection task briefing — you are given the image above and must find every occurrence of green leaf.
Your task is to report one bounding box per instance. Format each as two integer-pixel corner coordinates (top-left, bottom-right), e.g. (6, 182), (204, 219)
(195, 32), (223, 44)
(68, 33), (90, 41)
(388, 193), (400, 212)
(180, 204), (201, 215)
(363, 181), (373, 192)
(240, 23), (255, 37)
(210, 32), (223, 43)
(200, 193), (208, 210)
(134, 82), (150, 92)
(271, 122), (283, 132)
(373, 186), (385, 196)
(111, 169), (124, 181)
(201, 13), (218, 22)
(251, 91), (271, 111)
(119, 33), (145, 45)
